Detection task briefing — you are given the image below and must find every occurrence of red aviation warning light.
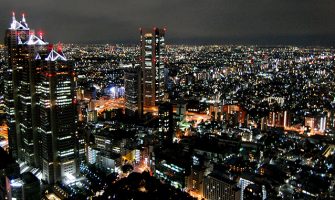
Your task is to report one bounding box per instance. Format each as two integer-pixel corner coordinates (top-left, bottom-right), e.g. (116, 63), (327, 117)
(38, 31), (43, 40)
(48, 44), (54, 51)
(57, 42), (63, 53)
(45, 72), (54, 77)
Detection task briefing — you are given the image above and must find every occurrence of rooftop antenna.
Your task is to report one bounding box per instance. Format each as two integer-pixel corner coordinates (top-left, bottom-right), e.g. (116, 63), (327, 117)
(39, 31), (43, 40)
(22, 13), (26, 23)
(12, 12), (16, 22)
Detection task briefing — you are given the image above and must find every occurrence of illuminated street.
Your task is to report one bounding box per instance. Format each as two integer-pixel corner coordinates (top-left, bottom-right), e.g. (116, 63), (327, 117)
(185, 111), (211, 127)
(95, 98), (125, 114)
(0, 124), (8, 149)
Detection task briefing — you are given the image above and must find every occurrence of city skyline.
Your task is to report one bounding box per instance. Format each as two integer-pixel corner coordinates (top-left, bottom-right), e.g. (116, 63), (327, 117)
(1, 5), (335, 200)
(0, 0), (335, 45)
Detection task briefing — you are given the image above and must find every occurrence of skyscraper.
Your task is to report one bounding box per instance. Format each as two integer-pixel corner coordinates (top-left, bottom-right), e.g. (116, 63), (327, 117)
(4, 13), (28, 160)
(4, 13), (48, 164)
(39, 48), (77, 184)
(4, 13), (77, 184)
(140, 28), (166, 109)
(124, 65), (142, 116)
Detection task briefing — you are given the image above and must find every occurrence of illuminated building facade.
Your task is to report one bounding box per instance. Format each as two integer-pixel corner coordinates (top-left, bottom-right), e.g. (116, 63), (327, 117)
(158, 102), (173, 145)
(8, 172), (40, 200)
(124, 65), (142, 116)
(186, 166), (205, 197)
(4, 13), (48, 166)
(203, 173), (240, 200)
(39, 48), (77, 183)
(155, 160), (186, 189)
(4, 13), (77, 184)
(140, 28), (166, 108)
(4, 13), (30, 160)
(239, 176), (267, 200)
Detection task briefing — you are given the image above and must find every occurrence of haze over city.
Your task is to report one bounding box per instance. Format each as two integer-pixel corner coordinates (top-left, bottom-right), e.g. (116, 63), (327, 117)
(0, 0), (335, 45)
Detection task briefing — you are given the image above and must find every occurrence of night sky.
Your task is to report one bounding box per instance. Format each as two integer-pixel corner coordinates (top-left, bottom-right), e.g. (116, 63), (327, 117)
(1, 0), (335, 45)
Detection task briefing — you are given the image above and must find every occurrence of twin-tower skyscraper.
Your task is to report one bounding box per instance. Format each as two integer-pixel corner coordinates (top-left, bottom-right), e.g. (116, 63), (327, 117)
(4, 13), (77, 184)
(125, 27), (167, 116)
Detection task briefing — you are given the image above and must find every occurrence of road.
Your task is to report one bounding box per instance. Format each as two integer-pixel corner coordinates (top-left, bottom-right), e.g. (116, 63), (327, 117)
(0, 124), (8, 149)
(95, 98), (125, 114)
(185, 111), (211, 127)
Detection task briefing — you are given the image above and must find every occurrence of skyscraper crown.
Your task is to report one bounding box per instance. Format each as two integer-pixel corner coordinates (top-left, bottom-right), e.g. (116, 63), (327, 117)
(45, 48), (67, 62)
(24, 33), (48, 46)
(10, 12), (29, 30)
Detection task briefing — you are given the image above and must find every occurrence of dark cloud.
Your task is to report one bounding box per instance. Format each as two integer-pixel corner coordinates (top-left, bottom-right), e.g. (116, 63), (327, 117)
(1, 0), (335, 45)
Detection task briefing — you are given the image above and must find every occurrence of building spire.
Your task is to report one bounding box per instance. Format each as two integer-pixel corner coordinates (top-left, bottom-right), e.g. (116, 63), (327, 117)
(22, 13), (26, 23)
(12, 12), (16, 22)
(39, 31), (43, 40)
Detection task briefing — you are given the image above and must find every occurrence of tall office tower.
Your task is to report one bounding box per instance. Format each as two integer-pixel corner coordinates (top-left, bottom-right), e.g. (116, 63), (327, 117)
(4, 13), (77, 184)
(158, 102), (173, 145)
(4, 13), (27, 160)
(140, 28), (166, 109)
(18, 36), (48, 167)
(4, 13), (46, 162)
(39, 47), (77, 184)
(124, 65), (142, 116)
